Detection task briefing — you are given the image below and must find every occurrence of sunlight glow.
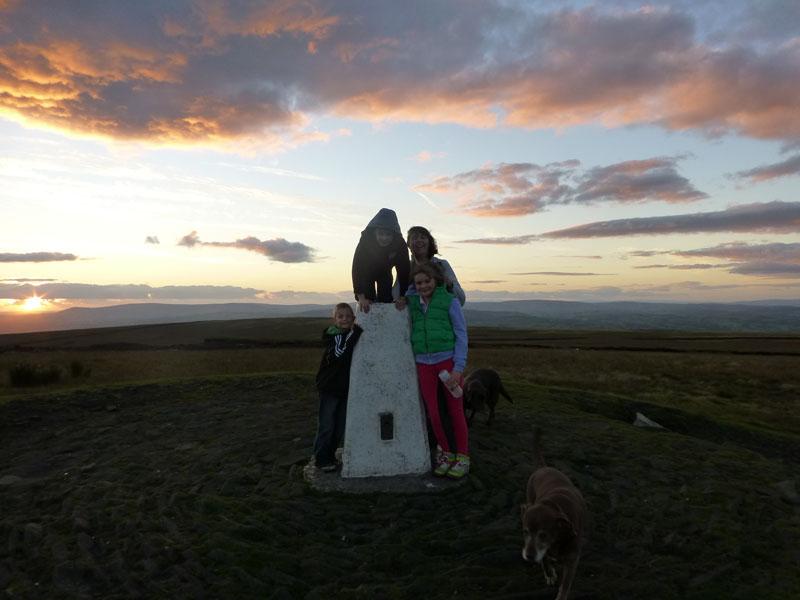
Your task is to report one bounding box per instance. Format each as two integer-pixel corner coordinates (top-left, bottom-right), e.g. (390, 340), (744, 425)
(21, 295), (45, 311)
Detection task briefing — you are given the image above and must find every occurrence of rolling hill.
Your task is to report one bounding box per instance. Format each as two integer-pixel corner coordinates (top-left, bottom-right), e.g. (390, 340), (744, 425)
(1, 298), (799, 335)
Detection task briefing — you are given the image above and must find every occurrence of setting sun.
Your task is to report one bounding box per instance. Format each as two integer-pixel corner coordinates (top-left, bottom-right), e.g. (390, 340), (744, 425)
(21, 295), (45, 311)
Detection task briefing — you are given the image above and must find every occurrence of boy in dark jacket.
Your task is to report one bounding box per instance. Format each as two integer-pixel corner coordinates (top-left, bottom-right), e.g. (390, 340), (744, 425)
(312, 302), (363, 471)
(352, 207), (410, 313)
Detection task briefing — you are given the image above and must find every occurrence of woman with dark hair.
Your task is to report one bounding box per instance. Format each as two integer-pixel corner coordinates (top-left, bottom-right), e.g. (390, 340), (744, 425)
(404, 225), (466, 306)
(395, 226), (465, 459)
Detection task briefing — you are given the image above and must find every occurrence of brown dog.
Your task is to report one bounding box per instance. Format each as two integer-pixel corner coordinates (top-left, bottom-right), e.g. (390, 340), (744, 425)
(521, 427), (585, 600)
(462, 368), (513, 425)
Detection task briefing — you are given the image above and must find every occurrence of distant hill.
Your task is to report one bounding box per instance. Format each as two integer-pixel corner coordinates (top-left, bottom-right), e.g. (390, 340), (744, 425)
(462, 300), (800, 332)
(0, 303), (331, 335)
(1, 299), (799, 335)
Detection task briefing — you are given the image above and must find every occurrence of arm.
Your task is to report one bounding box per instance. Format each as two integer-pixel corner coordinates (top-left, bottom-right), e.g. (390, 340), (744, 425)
(352, 241), (373, 312)
(437, 258), (466, 306)
(449, 298), (468, 374)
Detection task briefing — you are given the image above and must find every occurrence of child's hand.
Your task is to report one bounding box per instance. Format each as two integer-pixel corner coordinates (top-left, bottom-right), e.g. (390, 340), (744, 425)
(394, 296), (407, 310)
(447, 370), (462, 390)
(357, 294), (372, 313)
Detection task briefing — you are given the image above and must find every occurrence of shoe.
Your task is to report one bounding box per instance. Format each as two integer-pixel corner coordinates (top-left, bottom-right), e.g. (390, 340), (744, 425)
(446, 454), (470, 479)
(433, 452), (456, 476)
(318, 461), (337, 472)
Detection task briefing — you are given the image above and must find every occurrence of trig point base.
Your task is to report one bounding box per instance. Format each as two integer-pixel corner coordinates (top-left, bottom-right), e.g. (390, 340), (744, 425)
(341, 303), (431, 478)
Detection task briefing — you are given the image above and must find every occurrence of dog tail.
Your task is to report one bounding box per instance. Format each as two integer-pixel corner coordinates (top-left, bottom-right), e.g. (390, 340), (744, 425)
(532, 426), (547, 469)
(498, 381), (513, 403)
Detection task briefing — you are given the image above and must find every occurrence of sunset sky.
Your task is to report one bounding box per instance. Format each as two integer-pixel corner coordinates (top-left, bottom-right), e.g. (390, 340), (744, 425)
(2, 0), (800, 315)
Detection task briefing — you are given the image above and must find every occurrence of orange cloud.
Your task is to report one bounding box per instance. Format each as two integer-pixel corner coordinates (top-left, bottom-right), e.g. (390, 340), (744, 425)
(195, 0), (340, 40)
(0, 3), (798, 148)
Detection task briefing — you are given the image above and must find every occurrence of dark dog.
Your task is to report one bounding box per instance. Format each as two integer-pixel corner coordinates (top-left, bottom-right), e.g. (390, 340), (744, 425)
(462, 368), (513, 425)
(521, 427), (585, 600)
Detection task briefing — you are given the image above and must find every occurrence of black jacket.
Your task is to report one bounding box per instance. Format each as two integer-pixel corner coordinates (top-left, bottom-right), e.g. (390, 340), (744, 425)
(315, 324), (363, 397)
(352, 208), (410, 300)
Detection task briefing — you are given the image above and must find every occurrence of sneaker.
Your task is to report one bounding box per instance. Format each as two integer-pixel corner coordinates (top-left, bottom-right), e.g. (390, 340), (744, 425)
(446, 454), (470, 479)
(433, 452), (456, 476)
(318, 462), (337, 472)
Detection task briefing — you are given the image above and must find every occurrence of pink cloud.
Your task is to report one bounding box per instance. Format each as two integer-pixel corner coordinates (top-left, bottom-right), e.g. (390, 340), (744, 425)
(731, 154), (800, 185)
(422, 157), (704, 218)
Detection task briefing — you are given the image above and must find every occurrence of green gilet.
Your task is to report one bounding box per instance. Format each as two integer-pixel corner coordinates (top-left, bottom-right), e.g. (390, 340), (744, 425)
(409, 286), (455, 354)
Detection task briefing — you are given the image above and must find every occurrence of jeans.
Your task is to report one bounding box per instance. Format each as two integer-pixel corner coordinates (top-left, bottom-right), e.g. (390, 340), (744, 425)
(312, 391), (347, 465)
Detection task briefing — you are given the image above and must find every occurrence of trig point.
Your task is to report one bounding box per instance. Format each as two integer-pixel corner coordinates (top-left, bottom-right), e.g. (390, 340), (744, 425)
(341, 303), (431, 478)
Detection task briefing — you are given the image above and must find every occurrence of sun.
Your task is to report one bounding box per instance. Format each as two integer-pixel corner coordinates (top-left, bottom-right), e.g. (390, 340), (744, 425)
(21, 295), (45, 311)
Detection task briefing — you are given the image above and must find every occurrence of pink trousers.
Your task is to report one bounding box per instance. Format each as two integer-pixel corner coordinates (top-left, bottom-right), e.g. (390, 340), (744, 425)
(417, 360), (468, 456)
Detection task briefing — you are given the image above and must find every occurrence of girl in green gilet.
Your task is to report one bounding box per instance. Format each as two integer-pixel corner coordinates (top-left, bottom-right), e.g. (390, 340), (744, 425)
(408, 263), (470, 479)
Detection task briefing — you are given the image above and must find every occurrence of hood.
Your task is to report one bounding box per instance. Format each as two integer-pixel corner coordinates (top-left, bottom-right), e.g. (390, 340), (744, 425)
(363, 208), (402, 235)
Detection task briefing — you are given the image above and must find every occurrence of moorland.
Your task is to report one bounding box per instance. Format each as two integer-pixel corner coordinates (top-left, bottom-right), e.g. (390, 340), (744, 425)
(1, 318), (799, 599)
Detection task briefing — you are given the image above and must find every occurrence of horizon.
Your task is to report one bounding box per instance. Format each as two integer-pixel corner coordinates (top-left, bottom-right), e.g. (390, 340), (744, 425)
(2, 1), (800, 314)
(3, 296), (800, 337)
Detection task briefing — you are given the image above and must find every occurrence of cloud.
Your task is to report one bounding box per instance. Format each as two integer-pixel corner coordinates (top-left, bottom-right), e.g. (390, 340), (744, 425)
(728, 262), (800, 278)
(413, 150), (443, 162)
(256, 289), (354, 304)
(509, 272), (612, 276)
(1, 4), (799, 148)
(455, 234), (539, 245)
(672, 241), (800, 263)
(204, 236), (317, 263)
(628, 242), (800, 279)
(178, 231), (316, 263)
(177, 231), (201, 247)
(0, 252), (79, 262)
(463, 279), (800, 303)
(731, 154), (800, 184)
(0, 278), (57, 283)
(541, 201), (800, 238)
(145, 236), (160, 244)
(416, 157), (705, 217)
(634, 263), (720, 270)
(0, 282), (263, 301)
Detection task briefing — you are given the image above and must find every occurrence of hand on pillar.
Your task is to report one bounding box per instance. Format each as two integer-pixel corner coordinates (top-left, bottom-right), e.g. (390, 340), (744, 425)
(394, 296), (408, 311)
(356, 294), (372, 313)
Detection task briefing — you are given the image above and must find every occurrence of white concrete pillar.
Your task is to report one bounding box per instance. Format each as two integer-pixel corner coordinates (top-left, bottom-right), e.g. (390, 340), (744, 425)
(341, 303), (431, 478)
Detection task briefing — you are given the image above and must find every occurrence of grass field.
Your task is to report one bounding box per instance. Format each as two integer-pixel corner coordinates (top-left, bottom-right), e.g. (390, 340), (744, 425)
(1, 318), (799, 598)
(2, 319), (799, 445)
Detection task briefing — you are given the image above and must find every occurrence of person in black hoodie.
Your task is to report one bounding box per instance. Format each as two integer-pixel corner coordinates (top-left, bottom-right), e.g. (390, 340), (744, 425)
(351, 207), (410, 313)
(312, 302), (363, 471)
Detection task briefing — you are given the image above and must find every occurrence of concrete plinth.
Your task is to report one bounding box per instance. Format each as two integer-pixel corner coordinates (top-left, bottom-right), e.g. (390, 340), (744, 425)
(341, 303), (431, 478)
